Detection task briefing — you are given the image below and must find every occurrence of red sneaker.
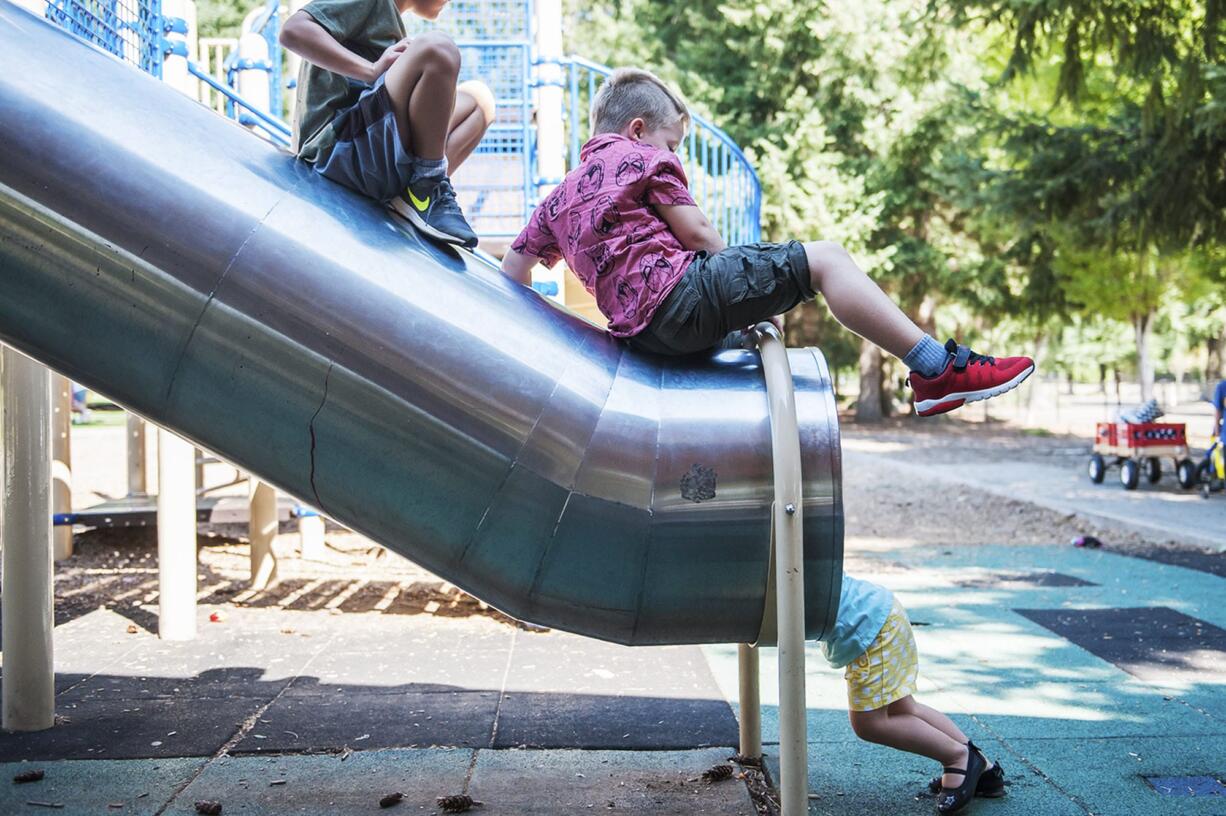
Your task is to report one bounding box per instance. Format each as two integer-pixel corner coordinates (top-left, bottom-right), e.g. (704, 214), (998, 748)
(909, 340), (1035, 417)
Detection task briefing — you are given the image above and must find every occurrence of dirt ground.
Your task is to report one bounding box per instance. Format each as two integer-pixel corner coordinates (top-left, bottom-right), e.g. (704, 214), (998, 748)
(839, 417), (1214, 557)
(52, 527), (530, 633)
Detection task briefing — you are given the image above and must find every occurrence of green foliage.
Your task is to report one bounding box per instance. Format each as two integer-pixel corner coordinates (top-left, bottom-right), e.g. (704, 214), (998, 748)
(196, 0), (251, 39)
(936, 0), (1226, 251)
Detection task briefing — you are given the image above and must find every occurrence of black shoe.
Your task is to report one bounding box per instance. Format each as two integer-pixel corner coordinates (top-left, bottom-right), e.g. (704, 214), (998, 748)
(936, 743), (986, 813)
(928, 741), (1006, 798)
(390, 176), (478, 248)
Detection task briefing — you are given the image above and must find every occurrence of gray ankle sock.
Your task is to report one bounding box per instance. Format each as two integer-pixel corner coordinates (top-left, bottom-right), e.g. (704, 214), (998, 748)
(903, 335), (950, 378)
(409, 156), (447, 188)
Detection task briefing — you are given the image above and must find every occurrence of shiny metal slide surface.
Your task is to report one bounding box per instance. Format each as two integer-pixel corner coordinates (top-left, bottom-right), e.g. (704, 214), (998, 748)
(0, 3), (842, 645)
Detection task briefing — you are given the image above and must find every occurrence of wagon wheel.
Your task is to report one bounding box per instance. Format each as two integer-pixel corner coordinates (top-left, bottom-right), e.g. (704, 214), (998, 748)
(1120, 459), (1140, 490)
(1176, 459), (1198, 490)
(1088, 453), (1106, 484)
(1144, 457), (1162, 484)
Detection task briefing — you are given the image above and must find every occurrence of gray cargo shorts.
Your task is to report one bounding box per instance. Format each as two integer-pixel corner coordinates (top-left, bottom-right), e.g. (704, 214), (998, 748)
(627, 241), (814, 356)
(314, 75), (414, 203)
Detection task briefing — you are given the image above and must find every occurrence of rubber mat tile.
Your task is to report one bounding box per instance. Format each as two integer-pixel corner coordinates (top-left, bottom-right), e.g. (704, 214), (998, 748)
(0, 757), (204, 814)
(235, 689), (500, 752)
(162, 748), (471, 815)
(468, 747), (756, 815)
(0, 695), (265, 761)
(1016, 606), (1226, 685)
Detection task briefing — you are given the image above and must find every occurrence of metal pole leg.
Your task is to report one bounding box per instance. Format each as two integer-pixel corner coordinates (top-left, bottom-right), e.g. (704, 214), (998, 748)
(1, 347), (55, 731)
(298, 507), (326, 561)
(51, 374), (73, 561)
(249, 479), (278, 589)
(753, 323), (809, 816)
(127, 413), (148, 496)
(737, 643), (762, 759)
(157, 427), (197, 640)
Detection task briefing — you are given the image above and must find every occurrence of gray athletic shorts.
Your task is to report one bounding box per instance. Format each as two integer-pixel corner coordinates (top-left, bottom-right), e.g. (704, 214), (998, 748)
(627, 241), (814, 356)
(314, 75), (414, 203)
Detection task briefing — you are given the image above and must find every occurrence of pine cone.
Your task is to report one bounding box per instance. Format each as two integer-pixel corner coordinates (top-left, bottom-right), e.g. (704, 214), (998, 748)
(702, 764), (734, 782)
(13, 769), (45, 784)
(380, 791), (404, 808)
(194, 802), (222, 816)
(437, 794), (482, 812)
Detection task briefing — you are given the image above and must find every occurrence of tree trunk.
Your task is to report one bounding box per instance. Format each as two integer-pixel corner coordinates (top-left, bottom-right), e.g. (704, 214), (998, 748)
(856, 339), (887, 422)
(1134, 312), (1155, 403)
(1208, 335), (1223, 383)
(1025, 333), (1047, 424)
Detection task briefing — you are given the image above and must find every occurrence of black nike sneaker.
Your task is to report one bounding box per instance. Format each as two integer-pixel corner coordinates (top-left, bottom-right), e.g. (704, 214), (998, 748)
(389, 176), (478, 249)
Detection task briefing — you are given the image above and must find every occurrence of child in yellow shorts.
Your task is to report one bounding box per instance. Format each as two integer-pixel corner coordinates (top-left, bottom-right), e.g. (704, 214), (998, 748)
(822, 575), (1007, 814)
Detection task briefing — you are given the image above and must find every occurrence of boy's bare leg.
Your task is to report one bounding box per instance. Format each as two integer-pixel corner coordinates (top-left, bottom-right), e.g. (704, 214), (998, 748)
(802, 241), (925, 360)
(383, 32), (461, 161)
(445, 80), (496, 170)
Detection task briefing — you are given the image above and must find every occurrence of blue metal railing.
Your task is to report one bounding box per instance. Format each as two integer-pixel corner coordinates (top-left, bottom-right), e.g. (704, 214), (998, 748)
(187, 60), (291, 144)
(44, 0), (165, 76)
(222, 0), (283, 121)
(542, 56), (762, 246)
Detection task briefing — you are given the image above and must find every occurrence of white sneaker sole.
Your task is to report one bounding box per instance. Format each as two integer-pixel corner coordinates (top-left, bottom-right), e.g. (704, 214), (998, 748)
(915, 364), (1035, 416)
(388, 198), (473, 247)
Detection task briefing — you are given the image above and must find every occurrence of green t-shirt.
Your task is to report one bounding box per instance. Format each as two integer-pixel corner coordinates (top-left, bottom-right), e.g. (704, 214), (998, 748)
(292, 0), (406, 163)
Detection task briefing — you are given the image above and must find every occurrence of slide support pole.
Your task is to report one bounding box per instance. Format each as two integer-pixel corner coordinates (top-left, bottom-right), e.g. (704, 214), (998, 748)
(249, 479), (278, 589)
(737, 643), (762, 759)
(157, 427), (197, 640)
(752, 323), (808, 816)
(1, 346), (56, 731)
(52, 373), (73, 561)
(127, 413), (148, 496)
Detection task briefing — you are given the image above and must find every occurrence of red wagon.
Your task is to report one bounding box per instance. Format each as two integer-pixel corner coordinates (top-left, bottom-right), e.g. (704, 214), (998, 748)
(1089, 422), (1198, 490)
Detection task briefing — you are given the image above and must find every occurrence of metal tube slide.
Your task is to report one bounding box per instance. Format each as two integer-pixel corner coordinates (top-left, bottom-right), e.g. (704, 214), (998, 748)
(0, 3), (843, 645)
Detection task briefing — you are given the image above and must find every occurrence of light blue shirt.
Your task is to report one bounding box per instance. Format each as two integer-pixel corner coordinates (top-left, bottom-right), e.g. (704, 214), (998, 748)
(820, 574), (894, 669)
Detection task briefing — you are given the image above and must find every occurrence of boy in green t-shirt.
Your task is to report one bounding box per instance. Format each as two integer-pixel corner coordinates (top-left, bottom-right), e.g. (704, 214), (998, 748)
(281, 0), (494, 248)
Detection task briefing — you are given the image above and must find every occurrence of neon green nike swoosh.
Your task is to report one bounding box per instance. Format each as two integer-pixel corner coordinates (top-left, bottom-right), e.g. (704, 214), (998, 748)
(408, 190), (430, 211)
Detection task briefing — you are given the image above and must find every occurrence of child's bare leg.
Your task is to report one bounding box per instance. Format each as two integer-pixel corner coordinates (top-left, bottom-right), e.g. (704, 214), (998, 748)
(445, 80), (496, 170)
(802, 241), (924, 360)
(850, 699), (989, 790)
(848, 705), (965, 765)
(887, 695), (967, 744)
(382, 32), (461, 161)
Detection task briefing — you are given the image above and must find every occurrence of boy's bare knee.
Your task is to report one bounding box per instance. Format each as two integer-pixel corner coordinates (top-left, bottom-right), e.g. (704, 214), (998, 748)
(458, 79), (497, 126)
(803, 240), (850, 269)
(413, 31), (461, 73)
(802, 240), (851, 288)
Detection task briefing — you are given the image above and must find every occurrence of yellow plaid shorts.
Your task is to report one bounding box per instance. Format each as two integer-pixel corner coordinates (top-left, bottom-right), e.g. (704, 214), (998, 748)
(844, 599), (919, 712)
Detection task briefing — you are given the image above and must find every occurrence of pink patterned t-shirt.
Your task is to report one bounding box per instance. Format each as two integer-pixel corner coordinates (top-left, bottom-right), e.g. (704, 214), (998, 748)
(511, 133), (697, 338)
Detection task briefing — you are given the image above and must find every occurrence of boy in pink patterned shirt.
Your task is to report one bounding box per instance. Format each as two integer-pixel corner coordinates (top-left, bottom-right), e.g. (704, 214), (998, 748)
(501, 69), (1034, 417)
(509, 132), (697, 336)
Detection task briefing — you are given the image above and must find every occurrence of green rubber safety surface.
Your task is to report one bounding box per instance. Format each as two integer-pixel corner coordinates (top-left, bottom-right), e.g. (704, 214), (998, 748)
(706, 541), (1226, 816)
